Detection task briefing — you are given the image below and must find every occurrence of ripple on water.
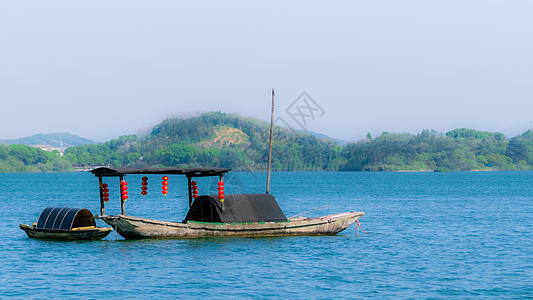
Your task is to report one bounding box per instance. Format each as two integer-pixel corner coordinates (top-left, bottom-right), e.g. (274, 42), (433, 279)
(0, 171), (532, 298)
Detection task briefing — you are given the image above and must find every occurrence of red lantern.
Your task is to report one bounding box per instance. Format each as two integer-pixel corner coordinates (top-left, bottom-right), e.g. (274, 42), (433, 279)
(191, 180), (198, 199)
(141, 176), (148, 196)
(218, 181), (224, 201)
(102, 183), (109, 202)
(162, 176), (169, 195)
(120, 181), (128, 201)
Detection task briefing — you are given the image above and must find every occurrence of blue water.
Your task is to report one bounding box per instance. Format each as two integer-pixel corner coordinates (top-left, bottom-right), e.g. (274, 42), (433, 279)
(0, 171), (531, 298)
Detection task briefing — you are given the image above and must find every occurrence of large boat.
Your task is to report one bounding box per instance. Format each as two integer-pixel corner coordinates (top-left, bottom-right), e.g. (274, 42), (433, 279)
(90, 167), (364, 239)
(91, 90), (363, 239)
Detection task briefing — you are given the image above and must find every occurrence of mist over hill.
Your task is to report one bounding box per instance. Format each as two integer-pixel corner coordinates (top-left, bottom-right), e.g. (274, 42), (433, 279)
(63, 112), (342, 171)
(1, 133), (96, 148)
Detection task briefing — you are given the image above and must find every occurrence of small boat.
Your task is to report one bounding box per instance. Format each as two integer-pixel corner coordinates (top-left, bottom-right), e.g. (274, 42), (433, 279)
(20, 207), (112, 240)
(90, 167), (364, 239)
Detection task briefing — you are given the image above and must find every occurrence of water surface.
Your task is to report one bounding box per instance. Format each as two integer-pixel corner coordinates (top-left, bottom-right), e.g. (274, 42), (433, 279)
(0, 171), (531, 298)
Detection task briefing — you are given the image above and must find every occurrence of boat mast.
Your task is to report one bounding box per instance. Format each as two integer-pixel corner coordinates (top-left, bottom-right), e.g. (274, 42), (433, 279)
(98, 176), (105, 216)
(266, 88), (275, 194)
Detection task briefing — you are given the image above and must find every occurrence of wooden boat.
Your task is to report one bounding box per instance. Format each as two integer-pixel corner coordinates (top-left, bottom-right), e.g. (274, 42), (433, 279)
(90, 91), (363, 240)
(99, 211), (363, 239)
(20, 207), (112, 240)
(90, 167), (364, 239)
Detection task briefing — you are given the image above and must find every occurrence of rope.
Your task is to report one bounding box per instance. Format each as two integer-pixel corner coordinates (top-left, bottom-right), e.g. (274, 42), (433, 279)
(355, 219), (366, 234)
(288, 206), (332, 219)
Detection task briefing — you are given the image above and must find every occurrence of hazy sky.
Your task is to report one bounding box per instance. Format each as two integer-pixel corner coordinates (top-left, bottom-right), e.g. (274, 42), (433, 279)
(1, 1), (532, 142)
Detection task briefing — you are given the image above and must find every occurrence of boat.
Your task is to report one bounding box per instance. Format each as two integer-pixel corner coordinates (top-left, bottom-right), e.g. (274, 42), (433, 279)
(90, 167), (364, 239)
(19, 207), (112, 240)
(91, 91), (363, 239)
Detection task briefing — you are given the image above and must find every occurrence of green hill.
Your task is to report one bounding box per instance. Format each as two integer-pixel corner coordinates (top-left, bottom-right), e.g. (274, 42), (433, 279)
(63, 112), (341, 171)
(1, 112), (532, 172)
(340, 128), (533, 171)
(0, 144), (73, 172)
(59, 114), (533, 172)
(1, 133), (96, 147)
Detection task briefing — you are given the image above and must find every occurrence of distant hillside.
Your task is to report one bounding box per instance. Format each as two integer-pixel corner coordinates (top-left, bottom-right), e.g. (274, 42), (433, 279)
(63, 112), (342, 171)
(1, 133), (96, 148)
(2, 112), (532, 173)
(305, 130), (349, 145)
(340, 128), (533, 171)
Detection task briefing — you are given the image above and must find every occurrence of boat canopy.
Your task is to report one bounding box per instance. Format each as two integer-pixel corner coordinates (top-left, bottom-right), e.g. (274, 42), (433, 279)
(90, 167), (230, 178)
(184, 194), (287, 223)
(90, 167), (231, 216)
(36, 207), (96, 230)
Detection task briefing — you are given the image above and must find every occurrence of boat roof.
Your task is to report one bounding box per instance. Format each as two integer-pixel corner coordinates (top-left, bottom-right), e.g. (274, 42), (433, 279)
(90, 167), (230, 177)
(36, 207), (96, 230)
(185, 194), (287, 223)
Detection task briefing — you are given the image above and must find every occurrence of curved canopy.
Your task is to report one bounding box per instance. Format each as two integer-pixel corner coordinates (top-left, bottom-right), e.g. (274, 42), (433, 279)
(36, 207), (96, 230)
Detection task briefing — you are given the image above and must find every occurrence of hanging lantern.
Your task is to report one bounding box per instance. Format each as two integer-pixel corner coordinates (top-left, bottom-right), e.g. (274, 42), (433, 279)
(162, 176), (169, 195)
(141, 176), (148, 196)
(218, 181), (224, 201)
(120, 180), (128, 201)
(102, 183), (109, 202)
(191, 180), (198, 199)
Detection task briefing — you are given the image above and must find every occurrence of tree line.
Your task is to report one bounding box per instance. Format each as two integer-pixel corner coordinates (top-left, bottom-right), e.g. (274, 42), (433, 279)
(341, 128), (533, 171)
(0, 144), (73, 172)
(1, 113), (532, 172)
(61, 112), (342, 171)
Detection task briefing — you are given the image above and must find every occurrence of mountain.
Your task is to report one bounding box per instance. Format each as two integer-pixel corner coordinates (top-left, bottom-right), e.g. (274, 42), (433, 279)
(304, 130), (349, 145)
(1, 133), (96, 148)
(63, 112), (342, 171)
(2, 112), (532, 173)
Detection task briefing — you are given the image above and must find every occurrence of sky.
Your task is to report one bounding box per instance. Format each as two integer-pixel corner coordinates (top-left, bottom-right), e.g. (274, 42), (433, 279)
(1, 1), (532, 142)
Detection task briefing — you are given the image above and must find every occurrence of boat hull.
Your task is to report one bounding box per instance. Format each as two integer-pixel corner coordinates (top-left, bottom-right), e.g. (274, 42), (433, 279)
(98, 211), (364, 239)
(19, 224), (112, 240)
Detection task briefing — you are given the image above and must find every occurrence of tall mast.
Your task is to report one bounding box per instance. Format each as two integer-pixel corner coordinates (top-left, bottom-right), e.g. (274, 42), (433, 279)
(266, 88), (275, 194)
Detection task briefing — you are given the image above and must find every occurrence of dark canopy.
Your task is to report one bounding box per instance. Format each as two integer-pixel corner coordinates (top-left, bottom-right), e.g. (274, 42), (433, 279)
(36, 207), (96, 230)
(185, 194), (287, 223)
(91, 167), (230, 178)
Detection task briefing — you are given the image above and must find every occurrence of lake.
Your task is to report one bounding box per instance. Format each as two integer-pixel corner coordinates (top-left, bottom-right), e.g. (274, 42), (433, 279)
(0, 171), (531, 298)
